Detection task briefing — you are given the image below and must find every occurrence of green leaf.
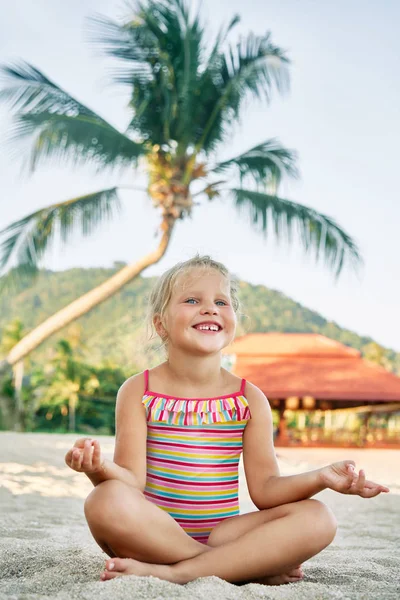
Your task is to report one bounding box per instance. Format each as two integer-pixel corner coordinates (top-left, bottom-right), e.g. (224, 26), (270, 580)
(0, 61), (144, 171)
(0, 188), (121, 286)
(230, 188), (362, 277)
(213, 139), (299, 189)
(88, 1), (190, 145)
(196, 32), (290, 153)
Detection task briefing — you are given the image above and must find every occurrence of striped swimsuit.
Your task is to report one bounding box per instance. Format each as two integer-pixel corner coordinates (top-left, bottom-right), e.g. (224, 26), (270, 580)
(142, 370), (251, 544)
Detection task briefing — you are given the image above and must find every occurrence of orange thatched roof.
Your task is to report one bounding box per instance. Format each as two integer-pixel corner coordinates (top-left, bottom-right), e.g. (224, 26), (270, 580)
(224, 333), (400, 402)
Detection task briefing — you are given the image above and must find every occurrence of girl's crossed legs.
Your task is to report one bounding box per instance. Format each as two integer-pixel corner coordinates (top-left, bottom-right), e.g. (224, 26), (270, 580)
(84, 480), (337, 585)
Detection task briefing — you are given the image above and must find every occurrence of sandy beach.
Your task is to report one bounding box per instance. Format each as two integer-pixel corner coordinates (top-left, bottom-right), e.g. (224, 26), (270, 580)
(0, 432), (399, 599)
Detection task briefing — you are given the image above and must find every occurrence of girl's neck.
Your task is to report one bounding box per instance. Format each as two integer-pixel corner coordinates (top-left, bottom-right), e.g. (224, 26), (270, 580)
(164, 349), (222, 388)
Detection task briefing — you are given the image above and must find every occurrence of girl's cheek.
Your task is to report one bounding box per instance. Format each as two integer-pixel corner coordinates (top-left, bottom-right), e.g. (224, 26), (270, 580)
(229, 311), (237, 327)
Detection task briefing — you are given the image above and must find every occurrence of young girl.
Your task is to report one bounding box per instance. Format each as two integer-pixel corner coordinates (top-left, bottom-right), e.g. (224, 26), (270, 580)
(65, 255), (389, 586)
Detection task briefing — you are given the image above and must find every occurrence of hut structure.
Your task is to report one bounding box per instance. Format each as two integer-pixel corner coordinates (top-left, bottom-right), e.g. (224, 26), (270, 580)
(224, 333), (400, 447)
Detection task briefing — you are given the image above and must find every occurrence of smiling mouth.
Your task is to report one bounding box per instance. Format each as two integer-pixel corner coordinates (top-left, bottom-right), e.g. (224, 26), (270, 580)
(192, 324), (222, 333)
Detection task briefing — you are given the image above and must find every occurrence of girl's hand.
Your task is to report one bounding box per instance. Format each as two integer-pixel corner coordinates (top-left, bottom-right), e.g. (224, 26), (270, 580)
(319, 461), (390, 498)
(65, 438), (104, 474)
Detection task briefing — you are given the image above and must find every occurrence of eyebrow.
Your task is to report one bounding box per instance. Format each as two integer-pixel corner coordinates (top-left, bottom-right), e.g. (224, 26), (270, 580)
(177, 290), (230, 300)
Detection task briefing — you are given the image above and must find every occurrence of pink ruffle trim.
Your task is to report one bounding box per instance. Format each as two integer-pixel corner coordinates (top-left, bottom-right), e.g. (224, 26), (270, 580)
(142, 395), (251, 425)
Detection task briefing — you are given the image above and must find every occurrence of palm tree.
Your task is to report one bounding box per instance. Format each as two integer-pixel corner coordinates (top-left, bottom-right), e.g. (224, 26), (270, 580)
(32, 338), (90, 432)
(0, 0), (361, 374)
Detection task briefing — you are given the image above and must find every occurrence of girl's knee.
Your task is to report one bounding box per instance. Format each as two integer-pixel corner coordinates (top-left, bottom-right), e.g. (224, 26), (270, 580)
(84, 480), (141, 525)
(304, 499), (337, 545)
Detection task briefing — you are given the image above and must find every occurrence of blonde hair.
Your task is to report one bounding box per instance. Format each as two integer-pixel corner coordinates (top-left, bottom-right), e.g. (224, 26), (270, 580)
(147, 255), (240, 344)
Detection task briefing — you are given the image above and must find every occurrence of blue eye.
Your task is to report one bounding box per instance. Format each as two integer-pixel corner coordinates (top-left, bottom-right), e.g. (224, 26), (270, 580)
(184, 298), (228, 306)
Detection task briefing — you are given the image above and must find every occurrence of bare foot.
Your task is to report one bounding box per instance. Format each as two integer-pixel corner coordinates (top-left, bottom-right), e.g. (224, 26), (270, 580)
(101, 558), (303, 586)
(254, 565), (304, 586)
(100, 557), (176, 583)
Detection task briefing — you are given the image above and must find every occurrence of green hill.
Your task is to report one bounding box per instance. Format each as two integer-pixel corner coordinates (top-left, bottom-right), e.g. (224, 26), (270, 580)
(1, 265), (398, 373)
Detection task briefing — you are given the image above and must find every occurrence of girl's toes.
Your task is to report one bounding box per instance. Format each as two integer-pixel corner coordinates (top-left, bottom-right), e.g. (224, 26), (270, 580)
(105, 558), (128, 573)
(287, 575), (303, 583)
(278, 568), (303, 583)
(100, 570), (119, 581)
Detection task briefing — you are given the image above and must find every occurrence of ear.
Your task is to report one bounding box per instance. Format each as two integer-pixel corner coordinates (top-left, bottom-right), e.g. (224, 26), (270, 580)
(153, 314), (167, 338)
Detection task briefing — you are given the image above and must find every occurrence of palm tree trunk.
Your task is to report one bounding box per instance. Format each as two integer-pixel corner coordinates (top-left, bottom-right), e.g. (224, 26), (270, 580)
(0, 217), (175, 373)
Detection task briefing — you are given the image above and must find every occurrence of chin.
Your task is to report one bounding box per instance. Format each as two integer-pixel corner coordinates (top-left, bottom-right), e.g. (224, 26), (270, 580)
(194, 342), (227, 355)
(184, 331), (232, 354)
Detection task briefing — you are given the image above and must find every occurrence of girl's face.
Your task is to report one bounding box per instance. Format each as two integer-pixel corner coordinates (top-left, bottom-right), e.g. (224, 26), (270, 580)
(156, 269), (237, 356)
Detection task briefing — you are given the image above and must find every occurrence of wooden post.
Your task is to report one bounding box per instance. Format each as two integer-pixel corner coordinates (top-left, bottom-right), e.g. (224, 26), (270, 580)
(13, 361), (25, 431)
(275, 400), (289, 446)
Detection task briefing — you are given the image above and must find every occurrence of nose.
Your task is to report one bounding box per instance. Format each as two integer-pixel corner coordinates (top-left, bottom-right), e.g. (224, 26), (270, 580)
(200, 303), (218, 315)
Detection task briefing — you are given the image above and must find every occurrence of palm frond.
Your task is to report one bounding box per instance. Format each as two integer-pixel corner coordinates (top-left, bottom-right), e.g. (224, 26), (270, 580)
(89, 1), (205, 148)
(225, 32), (290, 103)
(9, 112), (145, 172)
(204, 13), (240, 68)
(0, 61), (144, 170)
(0, 188), (120, 285)
(89, 2), (180, 143)
(87, 12), (157, 83)
(174, 4), (205, 148)
(197, 32), (290, 153)
(212, 139), (299, 190)
(230, 188), (362, 277)
(184, 14), (239, 152)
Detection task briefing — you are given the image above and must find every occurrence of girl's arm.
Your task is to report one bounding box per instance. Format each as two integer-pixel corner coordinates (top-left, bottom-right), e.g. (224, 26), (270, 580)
(86, 450), (142, 488)
(65, 374), (148, 490)
(243, 384), (388, 509)
(250, 469), (327, 510)
(243, 383), (325, 509)
(253, 462), (389, 507)
(66, 438), (142, 488)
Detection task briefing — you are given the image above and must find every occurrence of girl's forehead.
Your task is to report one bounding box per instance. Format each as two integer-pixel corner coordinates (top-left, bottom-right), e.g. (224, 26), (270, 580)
(173, 269), (229, 295)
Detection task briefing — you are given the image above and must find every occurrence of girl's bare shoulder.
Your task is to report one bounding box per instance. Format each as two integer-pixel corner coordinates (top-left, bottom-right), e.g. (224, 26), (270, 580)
(117, 371), (147, 399)
(118, 363), (168, 397)
(220, 368), (245, 395)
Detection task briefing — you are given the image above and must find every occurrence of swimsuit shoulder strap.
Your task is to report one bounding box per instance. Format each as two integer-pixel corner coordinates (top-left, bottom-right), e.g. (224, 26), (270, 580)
(143, 369), (149, 394)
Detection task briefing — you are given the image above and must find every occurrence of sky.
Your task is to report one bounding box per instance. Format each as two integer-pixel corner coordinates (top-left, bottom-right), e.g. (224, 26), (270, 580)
(0, 0), (399, 351)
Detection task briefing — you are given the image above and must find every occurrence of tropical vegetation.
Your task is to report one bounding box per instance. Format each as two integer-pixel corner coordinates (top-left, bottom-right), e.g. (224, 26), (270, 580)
(0, 322), (128, 432)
